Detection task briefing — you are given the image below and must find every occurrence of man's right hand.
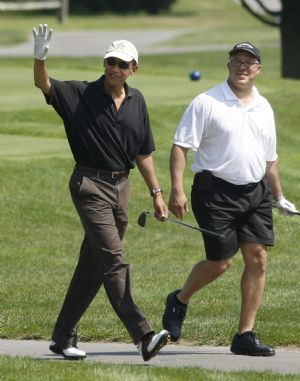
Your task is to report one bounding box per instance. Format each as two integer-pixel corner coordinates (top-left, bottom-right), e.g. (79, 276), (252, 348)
(168, 189), (189, 219)
(32, 24), (52, 60)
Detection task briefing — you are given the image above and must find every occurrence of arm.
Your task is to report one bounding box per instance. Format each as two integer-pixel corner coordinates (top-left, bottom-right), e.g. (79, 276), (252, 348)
(168, 144), (189, 219)
(34, 59), (51, 95)
(266, 160), (299, 214)
(135, 154), (168, 220)
(265, 160), (283, 200)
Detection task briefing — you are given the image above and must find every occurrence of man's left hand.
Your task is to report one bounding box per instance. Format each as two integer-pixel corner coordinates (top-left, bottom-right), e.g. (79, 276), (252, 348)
(274, 196), (300, 216)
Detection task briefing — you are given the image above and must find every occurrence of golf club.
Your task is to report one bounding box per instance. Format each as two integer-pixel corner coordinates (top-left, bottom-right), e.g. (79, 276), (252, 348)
(138, 210), (225, 239)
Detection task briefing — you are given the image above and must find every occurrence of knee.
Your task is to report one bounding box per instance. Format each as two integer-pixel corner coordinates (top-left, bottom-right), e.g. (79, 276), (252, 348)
(246, 248), (267, 273)
(206, 257), (233, 277)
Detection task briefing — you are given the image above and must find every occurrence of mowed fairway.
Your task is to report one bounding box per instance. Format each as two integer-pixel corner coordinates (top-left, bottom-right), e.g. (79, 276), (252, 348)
(0, 134), (70, 160)
(1, 19), (300, 381)
(1, 49), (300, 343)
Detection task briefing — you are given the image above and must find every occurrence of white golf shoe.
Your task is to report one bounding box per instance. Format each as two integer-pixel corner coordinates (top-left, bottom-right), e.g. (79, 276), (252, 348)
(137, 330), (169, 361)
(49, 340), (86, 360)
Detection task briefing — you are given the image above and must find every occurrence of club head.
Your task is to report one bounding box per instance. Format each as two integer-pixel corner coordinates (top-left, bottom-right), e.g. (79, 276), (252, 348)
(137, 211), (147, 227)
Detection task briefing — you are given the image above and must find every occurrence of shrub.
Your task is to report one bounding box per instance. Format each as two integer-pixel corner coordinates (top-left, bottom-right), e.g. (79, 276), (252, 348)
(69, 0), (176, 15)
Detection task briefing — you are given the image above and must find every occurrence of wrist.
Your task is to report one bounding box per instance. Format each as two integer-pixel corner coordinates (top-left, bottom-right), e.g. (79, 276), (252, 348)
(34, 56), (46, 61)
(171, 184), (184, 193)
(150, 187), (162, 197)
(274, 194), (284, 201)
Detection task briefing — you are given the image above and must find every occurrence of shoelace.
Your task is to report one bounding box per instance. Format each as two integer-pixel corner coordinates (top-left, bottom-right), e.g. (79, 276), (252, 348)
(172, 305), (186, 320)
(246, 332), (262, 346)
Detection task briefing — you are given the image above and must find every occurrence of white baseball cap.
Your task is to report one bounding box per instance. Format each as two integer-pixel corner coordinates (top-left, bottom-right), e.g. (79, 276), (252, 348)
(104, 40), (138, 64)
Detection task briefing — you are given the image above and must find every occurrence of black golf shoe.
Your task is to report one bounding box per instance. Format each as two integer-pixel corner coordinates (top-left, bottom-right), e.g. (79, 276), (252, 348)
(137, 330), (169, 361)
(162, 289), (188, 342)
(230, 331), (276, 356)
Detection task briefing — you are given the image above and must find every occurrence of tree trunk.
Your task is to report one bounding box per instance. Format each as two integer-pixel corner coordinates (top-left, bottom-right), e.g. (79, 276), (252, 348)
(281, 0), (300, 79)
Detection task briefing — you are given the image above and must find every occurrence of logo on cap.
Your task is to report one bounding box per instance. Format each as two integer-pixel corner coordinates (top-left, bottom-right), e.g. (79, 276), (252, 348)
(236, 43), (254, 50)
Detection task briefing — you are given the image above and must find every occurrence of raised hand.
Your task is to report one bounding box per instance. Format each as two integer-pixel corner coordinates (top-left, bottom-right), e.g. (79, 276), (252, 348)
(32, 23), (53, 60)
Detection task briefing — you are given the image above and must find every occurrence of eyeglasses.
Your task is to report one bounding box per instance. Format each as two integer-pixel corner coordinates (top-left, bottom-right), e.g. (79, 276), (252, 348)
(106, 57), (131, 70)
(230, 59), (259, 69)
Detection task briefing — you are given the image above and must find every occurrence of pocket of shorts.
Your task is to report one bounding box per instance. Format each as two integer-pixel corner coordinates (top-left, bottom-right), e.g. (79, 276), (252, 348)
(192, 185), (228, 212)
(193, 171), (213, 191)
(191, 186), (212, 207)
(69, 170), (85, 197)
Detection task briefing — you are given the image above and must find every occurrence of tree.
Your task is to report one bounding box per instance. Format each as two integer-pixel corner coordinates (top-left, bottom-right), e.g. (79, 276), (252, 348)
(239, 0), (300, 79)
(69, 0), (176, 15)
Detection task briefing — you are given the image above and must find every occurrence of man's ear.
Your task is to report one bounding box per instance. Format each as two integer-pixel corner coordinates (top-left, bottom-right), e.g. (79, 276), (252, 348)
(257, 64), (262, 75)
(132, 64), (139, 74)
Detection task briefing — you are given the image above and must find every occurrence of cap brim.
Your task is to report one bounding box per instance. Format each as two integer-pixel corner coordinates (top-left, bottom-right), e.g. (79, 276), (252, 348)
(230, 48), (260, 62)
(104, 51), (135, 62)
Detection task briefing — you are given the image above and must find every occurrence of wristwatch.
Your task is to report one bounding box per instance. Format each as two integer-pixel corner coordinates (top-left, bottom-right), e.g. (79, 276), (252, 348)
(150, 187), (162, 197)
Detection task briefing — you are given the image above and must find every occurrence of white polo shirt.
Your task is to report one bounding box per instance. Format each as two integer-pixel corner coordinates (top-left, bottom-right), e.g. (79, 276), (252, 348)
(174, 80), (278, 185)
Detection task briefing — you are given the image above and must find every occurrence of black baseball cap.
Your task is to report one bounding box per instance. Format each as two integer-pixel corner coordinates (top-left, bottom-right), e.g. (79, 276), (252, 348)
(229, 42), (261, 63)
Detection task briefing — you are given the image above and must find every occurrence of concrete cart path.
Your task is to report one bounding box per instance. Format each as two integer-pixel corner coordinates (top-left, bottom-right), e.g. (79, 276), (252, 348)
(0, 29), (233, 57)
(1, 339), (300, 375)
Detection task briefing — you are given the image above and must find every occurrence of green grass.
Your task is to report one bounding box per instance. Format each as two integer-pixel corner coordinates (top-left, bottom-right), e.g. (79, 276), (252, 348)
(0, 134), (70, 159)
(2, 356), (300, 381)
(1, 49), (300, 347)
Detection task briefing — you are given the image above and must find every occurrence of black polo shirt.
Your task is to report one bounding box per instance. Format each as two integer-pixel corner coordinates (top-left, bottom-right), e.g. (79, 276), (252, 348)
(45, 75), (155, 170)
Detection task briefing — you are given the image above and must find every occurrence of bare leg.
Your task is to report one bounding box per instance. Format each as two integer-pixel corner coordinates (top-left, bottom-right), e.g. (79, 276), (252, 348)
(162, 256), (233, 342)
(238, 242), (267, 333)
(177, 257), (233, 304)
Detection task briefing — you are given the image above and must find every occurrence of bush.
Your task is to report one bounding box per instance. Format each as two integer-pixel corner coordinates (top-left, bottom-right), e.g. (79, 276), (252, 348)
(69, 0), (176, 15)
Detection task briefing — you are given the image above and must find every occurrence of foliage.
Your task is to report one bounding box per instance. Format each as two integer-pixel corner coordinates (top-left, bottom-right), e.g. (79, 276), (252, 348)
(69, 0), (176, 15)
(0, 0), (279, 46)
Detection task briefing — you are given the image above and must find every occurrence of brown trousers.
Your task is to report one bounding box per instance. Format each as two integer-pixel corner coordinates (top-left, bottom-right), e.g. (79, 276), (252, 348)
(51, 167), (152, 346)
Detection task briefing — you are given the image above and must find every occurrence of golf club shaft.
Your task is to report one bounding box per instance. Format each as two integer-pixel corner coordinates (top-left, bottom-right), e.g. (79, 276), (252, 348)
(145, 211), (225, 238)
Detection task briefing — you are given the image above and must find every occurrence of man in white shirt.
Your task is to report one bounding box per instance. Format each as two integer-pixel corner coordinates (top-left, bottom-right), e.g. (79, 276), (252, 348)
(162, 42), (299, 356)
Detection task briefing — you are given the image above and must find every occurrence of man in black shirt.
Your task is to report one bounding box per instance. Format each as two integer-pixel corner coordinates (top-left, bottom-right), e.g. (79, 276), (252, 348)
(32, 24), (169, 361)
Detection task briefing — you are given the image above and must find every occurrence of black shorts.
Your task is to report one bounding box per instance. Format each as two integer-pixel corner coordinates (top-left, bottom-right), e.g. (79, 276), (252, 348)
(191, 171), (275, 261)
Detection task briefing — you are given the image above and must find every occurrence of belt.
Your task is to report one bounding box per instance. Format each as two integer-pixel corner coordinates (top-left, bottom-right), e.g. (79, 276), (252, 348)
(212, 175), (260, 191)
(75, 165), (128, 179)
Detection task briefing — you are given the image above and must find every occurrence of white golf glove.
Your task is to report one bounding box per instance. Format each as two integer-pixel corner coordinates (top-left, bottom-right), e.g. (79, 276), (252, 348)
(274, 195), (299, 216)
(32, 24), (52, 60)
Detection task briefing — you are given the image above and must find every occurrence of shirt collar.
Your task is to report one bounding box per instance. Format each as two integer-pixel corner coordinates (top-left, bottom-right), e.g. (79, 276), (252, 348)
(97, 75), (134, 98)
(221, 80), (238, 101)
(221, 80), (260, 107)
